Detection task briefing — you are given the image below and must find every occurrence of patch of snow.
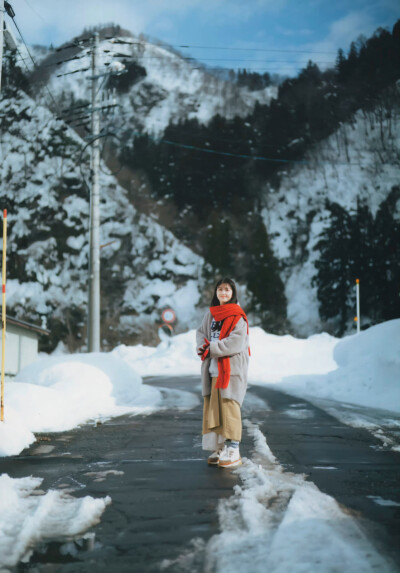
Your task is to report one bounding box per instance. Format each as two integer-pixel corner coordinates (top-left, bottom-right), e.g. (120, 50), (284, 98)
(161, 422), (396, 573)
(367, 496), (400, 508)
(0, 473), (110, 570)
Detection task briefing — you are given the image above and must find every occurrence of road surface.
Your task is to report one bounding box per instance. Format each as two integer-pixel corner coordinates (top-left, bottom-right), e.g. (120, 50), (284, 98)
(1, 375), (399, 572)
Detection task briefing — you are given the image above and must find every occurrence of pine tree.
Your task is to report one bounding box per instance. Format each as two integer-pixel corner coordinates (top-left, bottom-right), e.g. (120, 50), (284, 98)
(247, 214), (286, 330)
(313, 202), (353, 334)
(349, 199), (375, 321)
(373, 187), (400, 320)
(336, 48), (346, 81)
(204, 212), (234, 275)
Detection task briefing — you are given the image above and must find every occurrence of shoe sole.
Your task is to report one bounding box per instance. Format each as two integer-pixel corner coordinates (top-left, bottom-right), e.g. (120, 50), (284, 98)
(208, 459), (219, 465)
(218, 458), (242, 468)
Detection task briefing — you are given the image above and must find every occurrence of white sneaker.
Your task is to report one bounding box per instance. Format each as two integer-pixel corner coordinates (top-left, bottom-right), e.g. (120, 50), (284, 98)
(207, 448), (223, 465)
(218, 446), (242, 468)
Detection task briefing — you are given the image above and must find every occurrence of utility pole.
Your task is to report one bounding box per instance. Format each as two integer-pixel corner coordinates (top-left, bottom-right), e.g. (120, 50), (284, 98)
(88, 32), (101, 352)
(0, 0), (4, 92)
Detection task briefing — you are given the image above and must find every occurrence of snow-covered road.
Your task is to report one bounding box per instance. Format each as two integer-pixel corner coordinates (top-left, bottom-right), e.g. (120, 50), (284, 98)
(0, 376), (398, 572)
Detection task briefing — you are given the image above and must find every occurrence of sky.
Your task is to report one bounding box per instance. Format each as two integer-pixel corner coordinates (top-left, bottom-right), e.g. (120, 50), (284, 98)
(6, 0), (400, 77)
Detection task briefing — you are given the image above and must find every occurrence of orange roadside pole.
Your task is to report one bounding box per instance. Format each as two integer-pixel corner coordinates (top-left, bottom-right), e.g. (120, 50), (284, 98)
(355, 278), (360, 334)
(1, 209), (7, 421)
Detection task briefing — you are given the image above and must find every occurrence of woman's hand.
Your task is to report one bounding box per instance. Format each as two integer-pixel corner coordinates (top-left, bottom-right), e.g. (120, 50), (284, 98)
(197, 338), (210, 360)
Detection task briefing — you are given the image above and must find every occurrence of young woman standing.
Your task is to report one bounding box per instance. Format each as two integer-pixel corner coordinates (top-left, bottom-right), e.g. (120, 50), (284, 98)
(196, 277), (250, 468)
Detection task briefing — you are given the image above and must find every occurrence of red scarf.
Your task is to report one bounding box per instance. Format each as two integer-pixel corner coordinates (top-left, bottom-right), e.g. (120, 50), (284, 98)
(209, 303), (250, 390)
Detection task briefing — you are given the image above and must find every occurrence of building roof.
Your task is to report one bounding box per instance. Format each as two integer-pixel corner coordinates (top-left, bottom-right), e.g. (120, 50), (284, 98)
(0, 314), (50, 336)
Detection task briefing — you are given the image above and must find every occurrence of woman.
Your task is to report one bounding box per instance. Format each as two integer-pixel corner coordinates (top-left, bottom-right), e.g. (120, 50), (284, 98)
(196, 277), (250, 468)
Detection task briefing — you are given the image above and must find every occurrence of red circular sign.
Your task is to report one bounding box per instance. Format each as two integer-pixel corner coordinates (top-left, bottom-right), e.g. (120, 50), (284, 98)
(162, 308), (176, 324)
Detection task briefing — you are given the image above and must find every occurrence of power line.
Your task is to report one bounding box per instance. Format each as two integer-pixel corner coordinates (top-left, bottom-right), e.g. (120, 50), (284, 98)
(158, 138), (366, 166)
(40, 48), (335, 69)
(175, 44), (338, 55)
(130, 55), (335, 65)
(119, 125), (397, 167)
(182, 57), (335, 64)
(22, 0), (48, 26)
(4, 6), (62, 114)
(112, 38), (337, 55)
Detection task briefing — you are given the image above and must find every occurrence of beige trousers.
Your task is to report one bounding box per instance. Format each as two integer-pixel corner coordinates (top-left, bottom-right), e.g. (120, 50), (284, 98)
(202, 377), (242, 450)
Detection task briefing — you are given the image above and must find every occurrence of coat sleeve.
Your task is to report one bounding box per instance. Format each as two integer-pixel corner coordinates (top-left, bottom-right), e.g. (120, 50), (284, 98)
(196, 312), (210, 351)
(209, 318), (247, 358)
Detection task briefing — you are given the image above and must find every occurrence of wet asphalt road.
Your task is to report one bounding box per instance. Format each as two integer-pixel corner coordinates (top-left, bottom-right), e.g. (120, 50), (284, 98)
(1, 375), (399, 572)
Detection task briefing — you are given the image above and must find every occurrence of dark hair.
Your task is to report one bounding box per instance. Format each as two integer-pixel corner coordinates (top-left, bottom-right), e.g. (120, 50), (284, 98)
(210, 277), (238, 306)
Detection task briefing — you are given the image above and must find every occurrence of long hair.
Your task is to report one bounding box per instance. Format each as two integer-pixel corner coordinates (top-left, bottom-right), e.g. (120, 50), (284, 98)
(210, 277), (238, 306)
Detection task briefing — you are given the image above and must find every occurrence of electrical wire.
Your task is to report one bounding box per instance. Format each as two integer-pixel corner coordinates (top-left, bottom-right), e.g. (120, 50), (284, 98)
(110, 105), (387, 156)
(42, 49), (334, 69)
(157, 138), (367, 166)
(176, 44), (338, 55)
(138, 56), (335, 64)
(22, 0), (48, 26)
(78, 130), (123, 191)
(110, 118), (397, 167)
(112, 38), (337, 55)
(5, 9), (62, 115)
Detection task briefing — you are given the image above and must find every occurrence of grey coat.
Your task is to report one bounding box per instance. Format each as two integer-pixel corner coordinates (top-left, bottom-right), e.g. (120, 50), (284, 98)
(196, 310), (250, 406)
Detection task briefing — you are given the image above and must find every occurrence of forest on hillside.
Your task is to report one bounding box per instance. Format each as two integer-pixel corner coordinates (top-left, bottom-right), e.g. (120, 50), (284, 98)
(118, 21), (400, 334)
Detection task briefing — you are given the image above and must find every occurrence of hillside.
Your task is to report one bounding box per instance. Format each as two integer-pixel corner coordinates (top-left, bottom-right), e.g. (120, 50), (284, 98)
(0, 88), (213, 350)
(263, 105), (400, 335)
(1, 22), (399, 349)
(29, 28), (276, 136)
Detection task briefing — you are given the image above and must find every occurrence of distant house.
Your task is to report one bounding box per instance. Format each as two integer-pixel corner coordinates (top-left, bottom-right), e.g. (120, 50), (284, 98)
(0, 315), (50, 380)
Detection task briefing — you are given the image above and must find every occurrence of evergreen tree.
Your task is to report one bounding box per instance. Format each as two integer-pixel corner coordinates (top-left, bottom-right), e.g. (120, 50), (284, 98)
(203, 213), (234, 275)
(350, 199), (375, 320)
(247, 214), (287, 330)
(313, 202), (353, 334)
(335, 48), (346, 80)
(373, 187), (400, 320)
(314, 192), (400, 334)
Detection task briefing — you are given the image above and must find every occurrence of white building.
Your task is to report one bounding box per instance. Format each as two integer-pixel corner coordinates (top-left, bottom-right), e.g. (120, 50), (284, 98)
(0, 315), (50, 380)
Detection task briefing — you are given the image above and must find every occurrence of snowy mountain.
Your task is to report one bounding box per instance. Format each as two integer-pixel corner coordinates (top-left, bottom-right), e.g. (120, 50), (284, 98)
(31, 29), (276, 136)
(263, 105), (400, 335)
(0, 28), (277, 350)
(0, 88), (211, 349)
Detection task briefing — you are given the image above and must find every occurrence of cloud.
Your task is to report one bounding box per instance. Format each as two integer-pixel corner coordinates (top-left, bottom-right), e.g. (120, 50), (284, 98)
(278, 9), (391, 77)
(10, 0), (286, 47)
(276, 26), (314, 37)
(328, 11), (376, 47)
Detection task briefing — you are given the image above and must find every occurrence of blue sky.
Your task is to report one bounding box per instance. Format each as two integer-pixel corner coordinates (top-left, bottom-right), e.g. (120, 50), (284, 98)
(8, 0), (400, 77)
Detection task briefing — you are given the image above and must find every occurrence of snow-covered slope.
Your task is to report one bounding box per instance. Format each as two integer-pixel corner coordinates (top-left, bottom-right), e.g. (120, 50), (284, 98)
(36, 33), (276, 136)
(0, 89), (208, 347)
(262, 105), (400, 335)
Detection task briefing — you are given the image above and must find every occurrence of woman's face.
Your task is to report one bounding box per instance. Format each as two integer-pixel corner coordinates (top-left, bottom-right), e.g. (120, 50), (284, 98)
(216, 283), (233, 305)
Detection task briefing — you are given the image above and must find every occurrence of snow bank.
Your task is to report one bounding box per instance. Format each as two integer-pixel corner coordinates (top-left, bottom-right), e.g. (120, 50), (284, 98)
(112, 326), (338, 380)
(278, 319), (400, 413)
(0, 473), (110, 569)
(115, 318), (400, 416)
(0, 353), (162, 457)
(112, 330), (201, 377)
(248, 327), (338, 382)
